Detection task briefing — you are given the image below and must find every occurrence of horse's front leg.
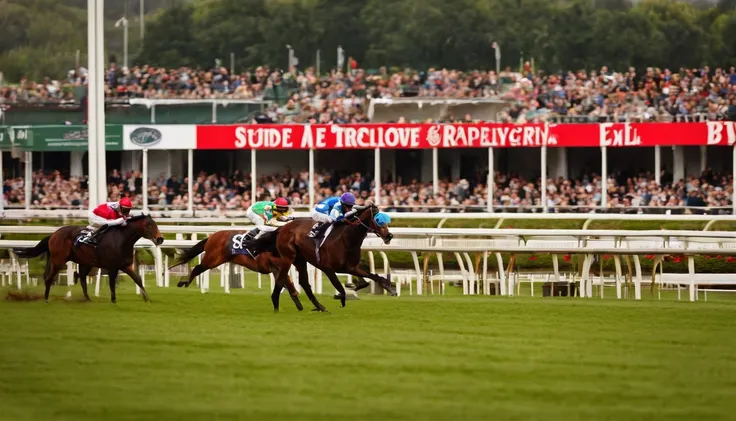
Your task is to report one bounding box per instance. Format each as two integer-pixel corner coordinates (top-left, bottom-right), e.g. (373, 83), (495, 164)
(121, 264), (150, 302)
(346, 265), (397, 296)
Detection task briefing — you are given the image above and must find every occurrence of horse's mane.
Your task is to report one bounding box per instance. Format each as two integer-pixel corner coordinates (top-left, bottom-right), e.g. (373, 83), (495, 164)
(128, 214), (149, 222)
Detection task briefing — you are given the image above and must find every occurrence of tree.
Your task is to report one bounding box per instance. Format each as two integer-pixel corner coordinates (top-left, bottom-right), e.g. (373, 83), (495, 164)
(136, 3), (201, 67)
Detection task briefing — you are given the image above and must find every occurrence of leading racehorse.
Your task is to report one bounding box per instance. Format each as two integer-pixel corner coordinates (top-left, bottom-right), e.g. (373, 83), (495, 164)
(169, 229), (305, 311)
(13, 214), (164, 303)
(273, 204), (397, 311)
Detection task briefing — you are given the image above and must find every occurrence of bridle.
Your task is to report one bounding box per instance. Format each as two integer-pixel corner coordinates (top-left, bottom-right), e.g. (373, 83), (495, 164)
(346, 206), (384, 237)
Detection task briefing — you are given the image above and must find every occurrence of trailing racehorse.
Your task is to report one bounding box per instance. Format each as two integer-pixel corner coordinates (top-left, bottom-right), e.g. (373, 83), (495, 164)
(13, 214), (164, 303)
(169, 229), (306, 311)
(273, 205), (397, 311)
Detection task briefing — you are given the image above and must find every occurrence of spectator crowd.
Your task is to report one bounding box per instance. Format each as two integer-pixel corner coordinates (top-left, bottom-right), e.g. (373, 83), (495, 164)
(2, 167), (733, 214)
(1, 63), (735, 124)
(2, 62), (736, 213)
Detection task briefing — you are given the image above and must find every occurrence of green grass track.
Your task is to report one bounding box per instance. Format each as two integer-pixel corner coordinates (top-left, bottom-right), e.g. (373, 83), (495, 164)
(1, 280), (735, 421)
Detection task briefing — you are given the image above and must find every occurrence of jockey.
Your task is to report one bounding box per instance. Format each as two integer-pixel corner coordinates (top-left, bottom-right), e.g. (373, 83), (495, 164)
(84, 197), (133, 246)
(308, 192), (357, 239)
(244, 197), (292, 244)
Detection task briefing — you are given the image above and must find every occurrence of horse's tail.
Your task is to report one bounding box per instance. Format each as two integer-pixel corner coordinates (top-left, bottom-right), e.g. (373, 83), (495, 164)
(13, 236), (51, 259)
(169, 238), (208, 268)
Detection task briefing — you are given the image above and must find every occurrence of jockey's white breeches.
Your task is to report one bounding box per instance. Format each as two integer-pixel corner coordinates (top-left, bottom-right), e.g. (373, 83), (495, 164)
(310, 210), (332, 224)
(246, 209), (277, 236)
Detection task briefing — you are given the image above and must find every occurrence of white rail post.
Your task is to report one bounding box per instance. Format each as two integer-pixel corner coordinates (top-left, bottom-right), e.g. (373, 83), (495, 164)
(187, 148), (194, 215)
(601, 146), (608, 209)
(142, 149), (149, 212)
(487, 147), (494, 213)
(374, 148), (381, 205)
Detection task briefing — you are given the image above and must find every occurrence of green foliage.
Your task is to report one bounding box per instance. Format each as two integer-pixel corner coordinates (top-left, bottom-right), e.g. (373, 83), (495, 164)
(3, 0), (736, 82)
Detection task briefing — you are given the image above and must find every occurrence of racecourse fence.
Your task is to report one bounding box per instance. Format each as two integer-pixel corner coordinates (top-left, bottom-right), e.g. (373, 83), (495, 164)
(3, 222), (736, 302)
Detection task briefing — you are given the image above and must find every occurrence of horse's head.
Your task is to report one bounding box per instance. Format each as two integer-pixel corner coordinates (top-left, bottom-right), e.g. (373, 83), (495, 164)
(355, 203), (393, 245)
(128, 214), (164, 245)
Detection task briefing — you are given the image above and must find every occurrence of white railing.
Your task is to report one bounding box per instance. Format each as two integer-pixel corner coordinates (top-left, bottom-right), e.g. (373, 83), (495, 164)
(3, 228), (736, 302)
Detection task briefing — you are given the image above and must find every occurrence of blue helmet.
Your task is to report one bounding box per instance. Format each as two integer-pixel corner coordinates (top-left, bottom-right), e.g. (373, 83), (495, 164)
(374, 212), (391, 227)
(340, 192), (356, 206)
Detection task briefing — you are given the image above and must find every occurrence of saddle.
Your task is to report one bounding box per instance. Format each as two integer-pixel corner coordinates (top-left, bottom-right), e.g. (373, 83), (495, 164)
(74, 228), (96, 247)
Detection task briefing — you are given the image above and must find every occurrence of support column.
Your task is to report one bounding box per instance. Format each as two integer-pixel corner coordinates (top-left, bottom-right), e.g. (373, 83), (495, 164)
(432, 148), (438, 199)
(187, 149), (194, 214)
(673, 146), (685, 181)
(540, 146), (547, 212)
(700, 145), (707, 174)
(487, 147), (494, 212)
(251, 150), (257, 203)
(142, 149), (148, 211)
(24, 151), (31, 210)
(70, 150), (84, 177)
(374, 148), (381, 205)
(87, 0), (106, 207)
(654, 146), (661, 185)
(601, 146), (608, 209)
(309, 148), (315, 207)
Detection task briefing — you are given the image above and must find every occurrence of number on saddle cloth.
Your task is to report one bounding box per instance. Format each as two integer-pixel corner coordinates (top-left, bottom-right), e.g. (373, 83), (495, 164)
(229, 232), (253, 256)
(75, 228), (95, 246)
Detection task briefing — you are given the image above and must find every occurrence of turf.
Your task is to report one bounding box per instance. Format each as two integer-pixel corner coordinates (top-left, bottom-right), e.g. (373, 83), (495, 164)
(1, 280), (735, 421)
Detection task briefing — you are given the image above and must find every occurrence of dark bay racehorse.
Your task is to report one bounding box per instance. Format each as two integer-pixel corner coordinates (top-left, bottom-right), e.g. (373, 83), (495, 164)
(169, 230), (305, 311)
(13, 214), (164, 303)
(273, 205), (397, 311)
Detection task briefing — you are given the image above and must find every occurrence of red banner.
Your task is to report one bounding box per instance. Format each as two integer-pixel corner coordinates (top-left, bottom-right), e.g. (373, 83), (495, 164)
(196, 122), (736, 149)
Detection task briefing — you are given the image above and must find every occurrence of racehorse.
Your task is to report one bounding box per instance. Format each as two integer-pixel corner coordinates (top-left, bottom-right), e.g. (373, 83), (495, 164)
(273, 205), (397, 311)
(168, 230), (305, 311)
(13, 214), (164, 303)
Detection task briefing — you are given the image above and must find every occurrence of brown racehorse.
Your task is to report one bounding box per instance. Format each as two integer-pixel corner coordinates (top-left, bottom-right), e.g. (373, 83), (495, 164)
(273, 205), (397, 311)
(13, 214), (164, 303)
(168, 230), (305, 311)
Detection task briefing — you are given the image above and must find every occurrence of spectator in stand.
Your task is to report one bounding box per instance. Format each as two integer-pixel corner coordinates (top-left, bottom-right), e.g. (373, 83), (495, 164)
(3, 63), (735, 123)
(3, 168), (733, 215)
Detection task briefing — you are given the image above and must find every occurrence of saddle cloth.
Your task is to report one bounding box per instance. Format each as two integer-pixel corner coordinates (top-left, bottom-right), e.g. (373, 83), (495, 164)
(228, 231), (253, 256)
(74, 228), (95, 246)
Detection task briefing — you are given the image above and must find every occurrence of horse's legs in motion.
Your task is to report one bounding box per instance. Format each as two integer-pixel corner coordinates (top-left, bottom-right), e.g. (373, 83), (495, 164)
(108, 269), (119, 303)
(43, 253), (66, 303)
(323, 269), (347, 308)
(293, 257), (327, 312)
(76, 265), (93, 301)
(352, 277), (371, 292)
(270, 263), (303, 312)
(347, 265), (397, 296)
(121, 264), (150, 302)
(178, 250), (226, 288)
(270, 270), (284, 312)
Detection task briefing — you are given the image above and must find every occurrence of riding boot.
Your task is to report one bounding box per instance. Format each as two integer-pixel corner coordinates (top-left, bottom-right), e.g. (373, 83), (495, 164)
(244, 228), (260, 243)
(87, 225), (108, 247)
(243, 228), (260, 257)
(307, 222), (323, 238)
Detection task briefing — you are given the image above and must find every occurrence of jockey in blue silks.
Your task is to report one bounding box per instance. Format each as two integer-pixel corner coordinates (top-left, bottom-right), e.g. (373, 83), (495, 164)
(308, 192), (357, 239)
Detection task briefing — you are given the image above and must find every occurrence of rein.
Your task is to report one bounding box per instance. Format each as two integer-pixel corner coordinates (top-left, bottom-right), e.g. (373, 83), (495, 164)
(346, 206), (381, 236)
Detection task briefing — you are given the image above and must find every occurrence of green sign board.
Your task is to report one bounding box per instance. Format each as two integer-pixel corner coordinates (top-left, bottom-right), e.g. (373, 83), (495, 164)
(0, 126), (10, 150)
(6, 125), (123, 151)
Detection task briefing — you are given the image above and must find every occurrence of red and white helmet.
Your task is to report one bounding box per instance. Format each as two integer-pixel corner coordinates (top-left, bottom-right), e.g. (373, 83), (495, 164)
(119, 197), (133, 216)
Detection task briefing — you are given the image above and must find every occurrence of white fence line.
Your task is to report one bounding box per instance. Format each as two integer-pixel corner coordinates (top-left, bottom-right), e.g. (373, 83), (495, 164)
(3, 226), (736, 302)
(3, 210), (736, 224)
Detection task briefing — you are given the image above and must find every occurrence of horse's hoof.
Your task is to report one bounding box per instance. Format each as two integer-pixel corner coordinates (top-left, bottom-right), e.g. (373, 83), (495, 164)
(111, 300), (116, 304)
(311, 307), (329, 313)
(274, 308), (279, 313)
(176, 282), (185, 288)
